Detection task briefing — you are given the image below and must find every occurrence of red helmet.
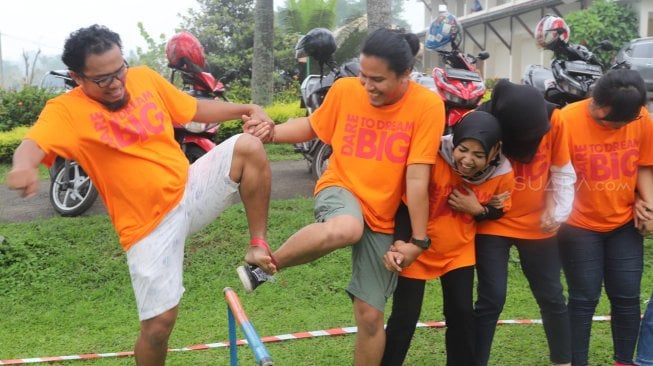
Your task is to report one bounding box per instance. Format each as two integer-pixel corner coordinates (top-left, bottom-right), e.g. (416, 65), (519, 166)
(166, 31), (206, 72)
(535, 15), (570, 49)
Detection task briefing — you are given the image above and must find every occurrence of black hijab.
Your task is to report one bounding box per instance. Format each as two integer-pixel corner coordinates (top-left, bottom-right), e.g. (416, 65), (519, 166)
(477, 79), (553, 163)
(440, 110), (510, 184)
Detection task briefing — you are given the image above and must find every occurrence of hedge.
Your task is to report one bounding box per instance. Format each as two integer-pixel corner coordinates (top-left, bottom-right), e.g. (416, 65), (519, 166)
(0, 127), (28, 163)
(0, 87), (61, 132)
(0, 102), (304, 163)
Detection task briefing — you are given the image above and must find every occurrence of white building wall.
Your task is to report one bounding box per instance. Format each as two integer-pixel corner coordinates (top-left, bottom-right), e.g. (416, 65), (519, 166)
(419, 0), (652, 83)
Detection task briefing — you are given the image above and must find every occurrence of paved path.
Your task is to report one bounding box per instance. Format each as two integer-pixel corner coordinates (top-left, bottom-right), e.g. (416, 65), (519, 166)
(0, 159), (316, 224)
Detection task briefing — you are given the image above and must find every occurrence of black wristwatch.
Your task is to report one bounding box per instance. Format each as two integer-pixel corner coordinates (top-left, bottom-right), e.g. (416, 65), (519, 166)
(410, 236), (431, 250)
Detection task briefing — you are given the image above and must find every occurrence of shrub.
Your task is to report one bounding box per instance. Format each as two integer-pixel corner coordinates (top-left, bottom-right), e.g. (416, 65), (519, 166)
(485, 77), (505, 90)
(0, 103), (306, 161)
(0, 126), (28, 163)
(225, 79), (302, 106)
(216, 102), (306, 142)
(0, 87), (60, 132)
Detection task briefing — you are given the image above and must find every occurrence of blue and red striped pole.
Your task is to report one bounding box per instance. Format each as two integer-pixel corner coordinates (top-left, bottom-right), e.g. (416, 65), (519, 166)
(224, 287), (274, 366)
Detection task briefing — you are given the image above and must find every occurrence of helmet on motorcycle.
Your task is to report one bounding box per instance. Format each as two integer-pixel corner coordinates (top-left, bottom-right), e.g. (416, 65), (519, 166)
(425, 12), (462, 50)
(166, 31), (206, 72)
(535, 15), (570, 49)
(295, 28), (337, 64)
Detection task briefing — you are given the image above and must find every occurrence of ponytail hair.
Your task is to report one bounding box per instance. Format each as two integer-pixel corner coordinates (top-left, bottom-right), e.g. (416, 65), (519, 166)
(361, 28), (419, 75)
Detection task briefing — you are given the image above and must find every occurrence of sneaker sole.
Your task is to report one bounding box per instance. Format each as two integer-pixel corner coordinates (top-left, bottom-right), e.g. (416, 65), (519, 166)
(237, 266), (254, 293)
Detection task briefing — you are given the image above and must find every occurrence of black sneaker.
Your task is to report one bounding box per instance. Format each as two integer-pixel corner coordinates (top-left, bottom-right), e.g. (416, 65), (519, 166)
(237, 265), (275, 293)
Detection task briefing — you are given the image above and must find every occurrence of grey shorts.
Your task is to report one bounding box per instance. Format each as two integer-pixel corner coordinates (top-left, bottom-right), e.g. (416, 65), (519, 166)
(314, 186), (396, 312)
(126, 134), (240, 320)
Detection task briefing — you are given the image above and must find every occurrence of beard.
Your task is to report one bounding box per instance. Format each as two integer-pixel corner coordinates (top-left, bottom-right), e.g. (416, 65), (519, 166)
(102, 91), (131, 111)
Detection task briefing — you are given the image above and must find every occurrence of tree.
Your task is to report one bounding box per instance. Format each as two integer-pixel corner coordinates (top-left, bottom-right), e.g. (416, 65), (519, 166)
(277, 0), (337, 34)
(134, 22), (170, 76)
(21, 49), (41, 86)
(252, 0), (274, 106)
(179, 0), (255, 81)
(336, 0), (408, 30)
(366, 0), (392, 32)
(565, 0), (638, 67)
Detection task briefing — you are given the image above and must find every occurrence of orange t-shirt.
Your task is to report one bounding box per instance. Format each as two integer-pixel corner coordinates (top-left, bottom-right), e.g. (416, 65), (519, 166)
(26, 66), (197, 250)
(477, 109), (571, 239)
(561, 99), (653, 231)
(311, 77), (445, 233)
(401, 154), (514, 280)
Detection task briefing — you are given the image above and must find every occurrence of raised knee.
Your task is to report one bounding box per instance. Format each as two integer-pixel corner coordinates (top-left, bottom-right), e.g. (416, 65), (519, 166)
(235, 133), (266, 159)
(326, 218), (363, 244)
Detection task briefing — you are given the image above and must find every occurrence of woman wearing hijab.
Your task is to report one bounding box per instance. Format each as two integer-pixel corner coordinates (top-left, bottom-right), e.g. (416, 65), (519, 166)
(381, 111), (514, 366)
(473, 80), (575, 366)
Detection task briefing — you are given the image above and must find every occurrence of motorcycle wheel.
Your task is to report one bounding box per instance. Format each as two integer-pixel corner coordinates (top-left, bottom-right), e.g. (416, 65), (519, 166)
(185, 144), (207, 163)
(311, 143), (332, 180)
(49, 161), (99, 217)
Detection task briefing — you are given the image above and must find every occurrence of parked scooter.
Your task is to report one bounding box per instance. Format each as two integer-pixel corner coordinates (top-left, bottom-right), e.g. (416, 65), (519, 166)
(294, 28), (360, 179)
(42, 70), (100, 217)
(166, 32), (236, 163)
(523, 15), (620, 106)
(424, 10), (489, 134)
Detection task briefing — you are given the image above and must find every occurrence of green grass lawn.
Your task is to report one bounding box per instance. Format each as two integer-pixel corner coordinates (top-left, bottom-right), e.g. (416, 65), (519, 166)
(1, 149), (652, 365)
(1, 197), (652, 365)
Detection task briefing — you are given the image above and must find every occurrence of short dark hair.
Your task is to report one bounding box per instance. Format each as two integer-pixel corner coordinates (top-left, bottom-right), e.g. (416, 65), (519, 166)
(592, 69), (647, 122)
(361, 28), (420, 76)
(62, 24), (122, 73)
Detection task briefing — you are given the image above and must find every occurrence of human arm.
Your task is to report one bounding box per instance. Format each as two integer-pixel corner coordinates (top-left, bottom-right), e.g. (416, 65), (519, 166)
(193, 99), (271, 125)
(636, 166), (653, 235)
(487, 191), (510, 209)
(396, 164), (431, 267)
(6, 139), (46, 198)
(541, 162), (576, 233)
(448, 185), (505, 221)
(194, 99), (276, 141)
(384, 202), (412, 273)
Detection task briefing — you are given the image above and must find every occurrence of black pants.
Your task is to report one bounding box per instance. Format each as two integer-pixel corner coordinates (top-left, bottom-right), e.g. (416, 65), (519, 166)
(382, 266), (475, 366)
(474, 234), (571, 365)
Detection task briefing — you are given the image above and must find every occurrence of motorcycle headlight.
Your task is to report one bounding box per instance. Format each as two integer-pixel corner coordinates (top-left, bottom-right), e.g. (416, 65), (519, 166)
(184, 122), (207, 133)
(444, 90), (465, 105)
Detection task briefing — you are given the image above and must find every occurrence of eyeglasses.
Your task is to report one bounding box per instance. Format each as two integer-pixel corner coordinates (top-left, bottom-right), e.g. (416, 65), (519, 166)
(80, 61), (129, 88)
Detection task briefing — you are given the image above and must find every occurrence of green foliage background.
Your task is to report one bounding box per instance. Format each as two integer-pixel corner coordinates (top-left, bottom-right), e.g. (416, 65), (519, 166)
(0, 200), (650, 365)
(0, 87), (59, 132)
(565, 0), (639, 67)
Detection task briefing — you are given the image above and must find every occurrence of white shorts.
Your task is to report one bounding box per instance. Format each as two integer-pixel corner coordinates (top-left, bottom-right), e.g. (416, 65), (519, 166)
(126, 135), (241, 320)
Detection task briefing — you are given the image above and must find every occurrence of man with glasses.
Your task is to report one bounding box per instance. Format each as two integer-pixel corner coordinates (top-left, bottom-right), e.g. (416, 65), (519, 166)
(6, 24), (276, 365)
(555, 69), (653, 366)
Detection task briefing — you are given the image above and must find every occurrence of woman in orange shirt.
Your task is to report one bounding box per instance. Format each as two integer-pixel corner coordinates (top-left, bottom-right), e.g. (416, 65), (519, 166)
(381, 111), (513, 365)
(557, 69), (652, 366)
(474, 80), (575, 366)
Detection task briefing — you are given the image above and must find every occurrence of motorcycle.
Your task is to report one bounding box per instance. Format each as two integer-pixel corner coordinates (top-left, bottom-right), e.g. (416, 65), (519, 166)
(418, 46), (489, 135)
(523, 39), (617, 106)
(42, 70), (100, 217)
(167, 63), (236, 162)
(294, 30), (360, 179)
(166, 32), (238, 163)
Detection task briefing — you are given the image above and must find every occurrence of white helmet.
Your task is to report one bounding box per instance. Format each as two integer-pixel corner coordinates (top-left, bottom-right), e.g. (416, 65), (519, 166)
(535, 15), (570, 49)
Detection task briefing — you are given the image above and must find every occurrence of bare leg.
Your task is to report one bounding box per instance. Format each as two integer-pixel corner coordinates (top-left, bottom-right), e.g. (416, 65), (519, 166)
(228, 134), (275, 271)
(134, 306), (178, 366)
(353, 298), (385, 366)
(274, 214), (363, 269)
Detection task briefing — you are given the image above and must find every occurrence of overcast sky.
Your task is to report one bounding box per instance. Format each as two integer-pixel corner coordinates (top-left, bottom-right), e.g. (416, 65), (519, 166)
(0, 0), (426, 63)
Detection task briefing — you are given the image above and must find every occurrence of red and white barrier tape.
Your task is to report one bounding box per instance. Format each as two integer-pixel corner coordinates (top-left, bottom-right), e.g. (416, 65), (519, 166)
(0, 316), (612, 364)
